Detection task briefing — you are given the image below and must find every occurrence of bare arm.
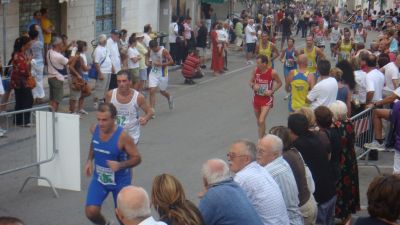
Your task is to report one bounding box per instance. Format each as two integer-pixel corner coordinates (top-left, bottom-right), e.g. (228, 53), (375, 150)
(366, 91), (374, 105)
(285, 70), (294, 92)
(316, 47), (325, 59)
(346, 89), (352, 117)
(268, 69), (282, 96)
(271, 44), (279, 60)
(104, 90), (112, 103)
(307, 73), (316, 89)
(85, 125), (97, 177)
(116, 132), (142, 170)
(137, 94), (154, 125)
(162, 49), (174, 66)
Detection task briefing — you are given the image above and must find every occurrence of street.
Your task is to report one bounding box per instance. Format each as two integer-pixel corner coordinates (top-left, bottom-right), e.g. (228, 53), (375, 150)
(0, 27), (395, 225)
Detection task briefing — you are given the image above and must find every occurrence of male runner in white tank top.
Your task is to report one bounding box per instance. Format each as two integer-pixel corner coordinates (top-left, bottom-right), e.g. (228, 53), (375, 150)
(147, 40), (175, 117)
(105, 70), (153, 144)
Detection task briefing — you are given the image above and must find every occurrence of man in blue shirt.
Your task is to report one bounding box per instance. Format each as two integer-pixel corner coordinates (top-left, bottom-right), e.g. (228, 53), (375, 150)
(27, 10), (44, 43)
(199, 159), (263, 225)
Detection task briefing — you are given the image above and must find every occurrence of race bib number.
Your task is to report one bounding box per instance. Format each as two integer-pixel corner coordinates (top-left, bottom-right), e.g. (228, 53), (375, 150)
(307, 60), (314, 68)
(116, 115), (127, 126)
(151, 67), (160, 75)
(340, 52), (349, 61)
(257, 84), (267, 96)
(96, 165), (116, 185)
(355, 35), (363, 43)
(285, 59), (295, 67)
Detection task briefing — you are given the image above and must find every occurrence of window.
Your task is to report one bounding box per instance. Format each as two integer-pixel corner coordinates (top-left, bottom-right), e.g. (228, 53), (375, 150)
(95, 0), (116, 36)
(19, 0), (60, 35)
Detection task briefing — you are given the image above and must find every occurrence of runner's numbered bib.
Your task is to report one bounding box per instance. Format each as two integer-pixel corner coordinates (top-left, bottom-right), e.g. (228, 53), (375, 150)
(150, 66), (168, 77)
(96, 165), (116, 185)
(307, 60), (314, 68)
(257, 84), (267, 96)
(285, 59), (295, 67)
(339, 52), (349, 61)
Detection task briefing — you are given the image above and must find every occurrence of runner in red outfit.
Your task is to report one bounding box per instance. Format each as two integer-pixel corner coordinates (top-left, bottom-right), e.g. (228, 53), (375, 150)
(249, 55), (282, 139)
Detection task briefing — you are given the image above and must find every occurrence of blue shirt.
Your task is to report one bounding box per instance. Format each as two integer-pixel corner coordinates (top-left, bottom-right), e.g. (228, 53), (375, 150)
(199, 179), (264, 225)
(92, 125), (131, 186)
(27, 18), (44, 43)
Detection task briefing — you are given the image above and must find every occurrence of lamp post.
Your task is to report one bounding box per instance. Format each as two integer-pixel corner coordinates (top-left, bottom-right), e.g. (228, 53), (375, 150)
(1, 0), (9, 78)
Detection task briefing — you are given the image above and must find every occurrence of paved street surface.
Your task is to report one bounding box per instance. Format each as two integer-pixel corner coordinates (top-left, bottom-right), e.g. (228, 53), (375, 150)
(0, 27), (395, 224)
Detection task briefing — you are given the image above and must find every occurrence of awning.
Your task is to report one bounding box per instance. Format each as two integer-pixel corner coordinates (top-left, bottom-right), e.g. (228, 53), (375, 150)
(201, 0), (225, 3)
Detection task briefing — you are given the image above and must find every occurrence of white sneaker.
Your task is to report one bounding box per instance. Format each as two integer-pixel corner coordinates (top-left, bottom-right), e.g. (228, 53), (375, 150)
(93, 102), (98, 110)
(284, 94), (290, 100)
(151, 108), (156, 119)
(364, 140), (386, 151)
(79, 109), (89, 115)
(168, 96), (175, 110)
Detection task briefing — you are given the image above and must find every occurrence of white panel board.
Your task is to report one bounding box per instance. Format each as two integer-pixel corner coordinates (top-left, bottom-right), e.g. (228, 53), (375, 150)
(37, 112), (81, 192)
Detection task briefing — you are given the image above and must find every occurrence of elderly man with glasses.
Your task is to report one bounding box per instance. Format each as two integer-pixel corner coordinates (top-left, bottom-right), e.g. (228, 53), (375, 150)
(227, 139), (289, 225)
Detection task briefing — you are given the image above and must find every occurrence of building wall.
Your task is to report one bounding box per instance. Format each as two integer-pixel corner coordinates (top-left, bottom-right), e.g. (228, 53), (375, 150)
(0, 1), (20, 62)
(65, 0), (95, 44)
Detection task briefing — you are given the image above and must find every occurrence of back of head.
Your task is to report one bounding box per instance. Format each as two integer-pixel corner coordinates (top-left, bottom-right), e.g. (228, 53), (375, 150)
(117, 186), (151, 221)
(328, 100), (348, 121)
(366, 54), (377, 67)
(377, 53), (390, 68)
(234, 139), (257, 162)
(296, 107), (316, 128)
(336, 60), (356, 90)
(297, 54), (308, 67)
(367, 174), (400, 222)
(288, 113), (309, 136)
(269, 126), (291, 150)
(202, 158), (230, 185)
(314, 106), (333, 128)
(317, 59), (331, 76)
(0, 217), (24, 225)
(149, 40), (158, 49)
(151, 174), (203, 225)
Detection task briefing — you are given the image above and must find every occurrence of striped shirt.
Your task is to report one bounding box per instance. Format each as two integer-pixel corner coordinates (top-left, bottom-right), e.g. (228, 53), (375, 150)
(234, 161), (290, 225)
(265, 156), (304, 225)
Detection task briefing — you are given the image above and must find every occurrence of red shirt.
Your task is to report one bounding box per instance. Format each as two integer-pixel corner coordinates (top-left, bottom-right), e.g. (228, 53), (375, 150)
(10, 51), (30, 89)
(182, 53), (200, 77)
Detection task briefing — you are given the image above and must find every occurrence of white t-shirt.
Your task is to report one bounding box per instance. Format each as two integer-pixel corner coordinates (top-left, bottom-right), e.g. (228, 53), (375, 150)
(94, 45), (113, 74)
(169, 22), (179, 43)
(245, 24), (256, 44)
(307, 77), (338, 110)
(47, 49), (69, 81)
(128, 47), (140, 69)
(143, 33), (151, 48)
(393, 86), (400, 97)
(106, 38), (121, 73)
(353, 70), (367, 104)
(366, 68), (385, 102)
(382, 62), (399, 91)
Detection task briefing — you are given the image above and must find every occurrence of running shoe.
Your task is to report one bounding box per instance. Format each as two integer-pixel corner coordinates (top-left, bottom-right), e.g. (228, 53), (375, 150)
(93, 102), (99, 110)
(151, 108), (156, 119)
(364, 140), (386, 151)
(168, 96), (175, 110)
(79, 109), (89, 115)
(284, 94), (290, 100)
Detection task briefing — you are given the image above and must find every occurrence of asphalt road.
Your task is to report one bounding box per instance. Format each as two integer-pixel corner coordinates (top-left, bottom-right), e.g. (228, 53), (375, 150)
(0, 27), (395, 225)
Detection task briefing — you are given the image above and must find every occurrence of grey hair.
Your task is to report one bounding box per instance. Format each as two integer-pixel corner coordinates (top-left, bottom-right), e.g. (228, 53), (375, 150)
(234, 139), (257, 161)
(98, 34), (107, 44)
(202, 159), (230, 185)
(329, 100), (347, 121)
(51, 36), (62, 47)
(263, 134), (283, 156)
(117, 187), (151, 220)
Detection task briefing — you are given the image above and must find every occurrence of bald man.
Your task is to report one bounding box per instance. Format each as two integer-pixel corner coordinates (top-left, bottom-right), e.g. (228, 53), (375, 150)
(285, 54), (315, 112)
(257, 135), (304, 225)
(199, 159), (264, 225)
(116, 186), (167, 225)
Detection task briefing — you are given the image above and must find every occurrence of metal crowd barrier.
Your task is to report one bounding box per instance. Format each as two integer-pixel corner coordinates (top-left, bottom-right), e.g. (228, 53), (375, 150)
(350, 107), (381, 174)
(0, 105), (59, 198)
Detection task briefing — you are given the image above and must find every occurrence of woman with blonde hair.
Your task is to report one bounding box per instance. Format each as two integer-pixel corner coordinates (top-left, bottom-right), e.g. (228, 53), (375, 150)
(151, 174), (204, 225)
(328, 100), (360, 224)
(296, 107), (317, 130)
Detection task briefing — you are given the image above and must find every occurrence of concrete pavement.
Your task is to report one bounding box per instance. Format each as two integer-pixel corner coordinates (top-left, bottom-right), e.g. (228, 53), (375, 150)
(0, 27), (395, 224)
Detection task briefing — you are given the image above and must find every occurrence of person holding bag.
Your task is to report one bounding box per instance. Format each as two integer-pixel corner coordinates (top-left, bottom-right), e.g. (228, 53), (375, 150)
(10, 36), (35, 126)
(68, 40), (91, 116)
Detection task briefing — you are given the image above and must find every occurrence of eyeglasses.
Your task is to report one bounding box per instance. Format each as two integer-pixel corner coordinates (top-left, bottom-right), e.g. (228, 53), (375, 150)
(226, 152), (247, 159)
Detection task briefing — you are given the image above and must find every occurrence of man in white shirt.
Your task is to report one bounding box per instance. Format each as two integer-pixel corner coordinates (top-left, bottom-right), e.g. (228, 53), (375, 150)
(107, 29), (121, 90)
(228, 139), (290, 225)
(168, 15), (179, 65)
(365, 54), (385, 104)
(245, 19), (257, 64)
(47, 36), (72, 112)
(94, 34), (113, 107)
(307, 60), (338, 110)
(257, 135), (304, 225)
(381, 54), (400, 96)
(116, 186), (167, 225)
(143, 24), (152, 48)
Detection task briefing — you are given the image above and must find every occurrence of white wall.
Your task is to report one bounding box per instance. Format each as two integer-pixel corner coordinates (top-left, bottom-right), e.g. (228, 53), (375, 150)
(65, 0), (95, 43)
(0, 1), (20, 63)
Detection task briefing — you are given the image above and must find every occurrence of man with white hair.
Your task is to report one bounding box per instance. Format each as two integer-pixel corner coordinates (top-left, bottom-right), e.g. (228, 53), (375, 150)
(116, 186), (167, 225)
(47, 36), (73, 111)
(257, 135), (304, 225)
(93, 34), (113, 108)
(199, 159), (263, 225)
(245, 19), (257, 64)
(227, 140), (289, 225)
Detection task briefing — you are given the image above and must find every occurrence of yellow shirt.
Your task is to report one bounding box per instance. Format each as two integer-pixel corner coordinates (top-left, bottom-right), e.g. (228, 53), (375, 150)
(304, 47), (317, 73)
(259, 41), (273, 67)
(339, 41), (352, 61)
(41, 18), (53, 44)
